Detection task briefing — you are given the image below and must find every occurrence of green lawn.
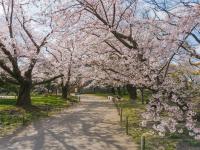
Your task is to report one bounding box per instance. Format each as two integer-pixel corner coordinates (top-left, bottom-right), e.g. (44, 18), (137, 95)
(0, 95), (78, 137)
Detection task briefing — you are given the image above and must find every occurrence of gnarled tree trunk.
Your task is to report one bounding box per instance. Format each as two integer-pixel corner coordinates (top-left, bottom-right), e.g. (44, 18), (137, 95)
(126, 84), (137, 103)
(16, 81), (32, 106)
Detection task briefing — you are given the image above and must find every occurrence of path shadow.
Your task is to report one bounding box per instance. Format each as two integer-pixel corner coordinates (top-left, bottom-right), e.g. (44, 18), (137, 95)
(0, 95), (137, 150)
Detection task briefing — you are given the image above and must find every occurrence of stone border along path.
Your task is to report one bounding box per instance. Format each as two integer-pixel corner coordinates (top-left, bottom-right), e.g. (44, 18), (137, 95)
(0, 94), (138, 150)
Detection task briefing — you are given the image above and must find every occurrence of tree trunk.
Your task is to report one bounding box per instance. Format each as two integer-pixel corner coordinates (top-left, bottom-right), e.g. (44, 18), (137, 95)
(16, 82), (32, 106)
(123, 86), (126, 95)
(126, 84), (137, 103)
(111, 87), (116, 95)
(141, 88), (144, 104)
(117, 87), (122, 96)
(62, 84), (69, 100)
(56, 88), (58, 96)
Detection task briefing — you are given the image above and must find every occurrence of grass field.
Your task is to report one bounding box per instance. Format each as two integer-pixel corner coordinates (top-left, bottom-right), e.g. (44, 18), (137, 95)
(0, 95), (78, 137)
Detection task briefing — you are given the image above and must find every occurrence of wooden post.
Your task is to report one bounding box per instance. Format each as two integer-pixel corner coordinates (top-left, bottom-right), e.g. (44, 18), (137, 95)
(120, 108), (123, 124)
(22, 113), (25, 125)
(0, 115), (3, 125)
(141, 135), (145, 150)
(126, 116), (129, 135)
(46, 106), (49, 116)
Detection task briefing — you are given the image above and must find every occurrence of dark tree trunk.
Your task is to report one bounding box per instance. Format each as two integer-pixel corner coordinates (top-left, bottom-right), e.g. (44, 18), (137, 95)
(111, 87), (116, 95)
(56, 88), (58, 96)
(141, 88), (144, 104)
(16, 81), (32, 106)
(62, 84), (69, 100)
(117, 87), (122, 96)
(123, 86), (126, 95)
(126, 84), (137, 103)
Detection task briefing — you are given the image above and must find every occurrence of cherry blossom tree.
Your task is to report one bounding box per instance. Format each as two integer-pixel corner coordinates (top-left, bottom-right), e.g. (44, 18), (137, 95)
(44, 3), (87, 99)
(0, 0), (199, 139)
(50, 35), (85, 99)
(140, 0), (200, 139)
(74, 0), (200, 139)
(74, 0), (180, 103)
(0, 0), (63, 106)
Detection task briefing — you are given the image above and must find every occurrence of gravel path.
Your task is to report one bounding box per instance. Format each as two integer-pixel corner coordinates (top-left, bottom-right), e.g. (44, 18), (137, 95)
(0, 95), (138, 150)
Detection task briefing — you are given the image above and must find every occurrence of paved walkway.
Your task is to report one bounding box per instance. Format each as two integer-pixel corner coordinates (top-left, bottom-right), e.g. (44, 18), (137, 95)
(0, 95), (137, 150)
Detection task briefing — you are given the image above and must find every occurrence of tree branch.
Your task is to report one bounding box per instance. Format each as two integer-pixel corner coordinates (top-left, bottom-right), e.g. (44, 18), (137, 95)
(0, 74), (19, 85)
(33, 74), (64, 86)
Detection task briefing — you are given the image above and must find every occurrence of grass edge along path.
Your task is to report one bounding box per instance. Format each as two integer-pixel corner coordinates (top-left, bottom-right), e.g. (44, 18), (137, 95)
(93, 92), (200, 150)
(0, 95), (78, 137)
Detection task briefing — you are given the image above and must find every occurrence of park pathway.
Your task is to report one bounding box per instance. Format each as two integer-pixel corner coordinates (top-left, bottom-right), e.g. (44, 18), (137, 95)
(0, 95), (137, 150)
